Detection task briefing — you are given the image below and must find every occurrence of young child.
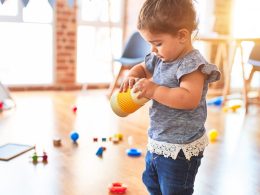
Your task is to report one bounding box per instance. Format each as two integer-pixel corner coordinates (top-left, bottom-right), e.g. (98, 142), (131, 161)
(119, 0), (221, 194)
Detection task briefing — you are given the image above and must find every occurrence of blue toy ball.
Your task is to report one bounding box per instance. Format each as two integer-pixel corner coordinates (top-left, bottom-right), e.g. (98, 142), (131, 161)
(70, 131), (79, 142)
(126, 148), (142, 157)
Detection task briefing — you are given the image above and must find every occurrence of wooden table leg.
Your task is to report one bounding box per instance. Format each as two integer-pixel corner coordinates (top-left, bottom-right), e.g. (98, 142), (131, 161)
(222, 41), (237, 105)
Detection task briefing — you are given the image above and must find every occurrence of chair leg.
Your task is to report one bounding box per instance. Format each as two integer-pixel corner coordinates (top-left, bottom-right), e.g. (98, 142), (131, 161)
(107, 66), (124, 99)
(245, 67), (256, 113)
(247, 67), (256, 85)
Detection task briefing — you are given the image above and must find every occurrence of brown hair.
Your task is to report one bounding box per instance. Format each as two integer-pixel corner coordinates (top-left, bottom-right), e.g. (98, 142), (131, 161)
(137, 0), (198, 35)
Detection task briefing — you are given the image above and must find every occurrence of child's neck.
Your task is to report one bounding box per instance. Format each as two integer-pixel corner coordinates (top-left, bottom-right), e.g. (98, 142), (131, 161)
(177, 43), (194, 60)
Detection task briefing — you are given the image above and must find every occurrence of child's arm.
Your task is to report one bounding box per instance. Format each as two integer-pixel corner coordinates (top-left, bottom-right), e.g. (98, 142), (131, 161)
(135, 70), (205, 110)
(119, 62), (152, 92)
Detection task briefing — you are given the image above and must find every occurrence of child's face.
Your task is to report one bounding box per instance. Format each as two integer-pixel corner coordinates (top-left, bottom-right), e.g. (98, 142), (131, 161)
(140, 30), (188, 62)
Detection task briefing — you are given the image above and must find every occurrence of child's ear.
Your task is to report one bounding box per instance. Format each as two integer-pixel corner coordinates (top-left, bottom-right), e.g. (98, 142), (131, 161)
(178, 29), (189, 43)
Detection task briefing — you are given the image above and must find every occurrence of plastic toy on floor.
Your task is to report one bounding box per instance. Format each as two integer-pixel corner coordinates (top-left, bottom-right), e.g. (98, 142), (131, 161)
(70, 131), (79, 143)
(96, 146), (106, 157)
(53, 137), (62, 147)
(126, 148), (142, 157)
(0, 101), (3, 112)
(108, 182), (127, 194)
(0, 82), (16, 111)
(110, 87), (149, 117)
(207, 96), (223, 106)
(72, 105), (77, 114)
(208, 129), (219, 142)
(30, 151), (48, 164)
(222, 104), (241, 112)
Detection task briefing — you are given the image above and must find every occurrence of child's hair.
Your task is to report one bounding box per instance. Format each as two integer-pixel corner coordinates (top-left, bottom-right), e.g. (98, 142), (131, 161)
(137, 0), (198, 35)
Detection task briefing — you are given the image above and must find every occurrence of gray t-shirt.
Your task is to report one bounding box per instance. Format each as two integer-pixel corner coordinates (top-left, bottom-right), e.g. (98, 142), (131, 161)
(145, 49), (220, 144)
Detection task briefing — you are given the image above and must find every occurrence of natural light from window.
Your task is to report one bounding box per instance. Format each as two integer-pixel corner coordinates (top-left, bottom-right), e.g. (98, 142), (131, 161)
(0, 0), (53, 86)
(77, 0), (123, 84)
(232, 0), (260, 38)
(231, 0), (260, 88)
(0, 0), (18, 16)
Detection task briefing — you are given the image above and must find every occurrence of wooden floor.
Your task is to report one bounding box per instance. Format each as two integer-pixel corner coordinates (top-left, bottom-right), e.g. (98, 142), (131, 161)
(0, 90), (259, 195)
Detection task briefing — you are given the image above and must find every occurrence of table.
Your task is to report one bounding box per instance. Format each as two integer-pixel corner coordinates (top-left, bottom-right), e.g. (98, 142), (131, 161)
(195, 35), (260, 109)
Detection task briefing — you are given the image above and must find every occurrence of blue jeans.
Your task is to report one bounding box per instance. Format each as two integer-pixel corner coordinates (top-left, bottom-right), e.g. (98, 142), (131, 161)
(142, 150), (203, 195)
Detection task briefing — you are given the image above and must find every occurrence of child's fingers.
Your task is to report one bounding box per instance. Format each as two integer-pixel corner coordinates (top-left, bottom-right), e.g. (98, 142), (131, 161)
(119, 82), (126, 92)
(137, 90), (144, 99)
(122, 82), (129, 92)
(133, 82), (142, 94)
(132, 86), (138, 93)
(119, 85), (123, 92)
(128, 79), (136, 89)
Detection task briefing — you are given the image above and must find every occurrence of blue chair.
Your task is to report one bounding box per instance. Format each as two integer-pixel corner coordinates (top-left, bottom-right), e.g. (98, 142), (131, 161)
(244, 44), (260, 112)
(107, 31), (150, 98)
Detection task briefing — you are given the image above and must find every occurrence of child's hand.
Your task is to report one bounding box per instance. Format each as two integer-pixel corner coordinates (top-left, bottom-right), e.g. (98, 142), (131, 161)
(119, 77), (140, 92)
(133, 78), (158, 99)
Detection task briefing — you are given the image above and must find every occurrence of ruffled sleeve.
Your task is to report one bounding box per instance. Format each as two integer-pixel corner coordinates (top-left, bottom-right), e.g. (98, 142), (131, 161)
(176, 51), (221, 83)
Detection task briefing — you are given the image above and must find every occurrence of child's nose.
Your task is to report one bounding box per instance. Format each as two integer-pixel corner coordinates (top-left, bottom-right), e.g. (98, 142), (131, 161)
(151, 46), (157, 53)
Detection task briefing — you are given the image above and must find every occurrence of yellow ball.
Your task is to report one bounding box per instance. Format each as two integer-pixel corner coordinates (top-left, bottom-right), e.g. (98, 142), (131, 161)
(110, 88), (149, 117)
(208, 129), (219, 142)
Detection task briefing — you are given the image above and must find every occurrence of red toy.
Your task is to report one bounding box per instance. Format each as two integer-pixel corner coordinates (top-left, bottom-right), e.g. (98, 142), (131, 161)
(42, 151), (48, 162)
(108, 182), (127, 194)
(72, 105), (77, 113)
(0, 101), (3, 111)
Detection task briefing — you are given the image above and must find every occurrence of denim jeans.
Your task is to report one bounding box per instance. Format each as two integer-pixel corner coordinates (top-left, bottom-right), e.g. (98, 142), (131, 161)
(142, 150), (203, 195)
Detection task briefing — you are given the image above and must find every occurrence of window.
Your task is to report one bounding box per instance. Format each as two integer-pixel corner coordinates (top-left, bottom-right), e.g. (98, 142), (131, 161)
(77, 0), (124, 84)
(232, 0), (260, 38)
(231, 0), (260, 88)
(196, 0), (215, 35)
(195, 0), (260, 89)
(0, 0), (53, 86)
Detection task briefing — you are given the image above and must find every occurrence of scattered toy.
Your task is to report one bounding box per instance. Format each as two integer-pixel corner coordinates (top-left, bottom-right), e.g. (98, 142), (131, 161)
(93, 134), (123, 143)
(110, 133), (123, 144)
(96, 146), (106, 157)
(208, 129), (219, 142)
(31, 151), (38, 163)
(207, 96), (223, 106)
(126, 148), (142, 157)
(72, 105), (77, 113)
(70, 131), (79, 142)
(0, 101), (3, 112)
(42, 152), (48, 162)
(223, 104), (241, 112)
(30, 151), (48, 163)
(115, 133), (123, 141)
(112, 137), (119, 144)
(53, 137), (62, 147)
(108, 182), (127, 194)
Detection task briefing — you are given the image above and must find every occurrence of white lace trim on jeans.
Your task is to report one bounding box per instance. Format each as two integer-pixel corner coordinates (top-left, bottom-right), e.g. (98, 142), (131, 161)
(147, 133), (209, 160)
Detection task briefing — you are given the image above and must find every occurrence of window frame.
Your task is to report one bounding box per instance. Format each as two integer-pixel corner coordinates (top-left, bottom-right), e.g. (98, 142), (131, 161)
(0, 0), (24, 22)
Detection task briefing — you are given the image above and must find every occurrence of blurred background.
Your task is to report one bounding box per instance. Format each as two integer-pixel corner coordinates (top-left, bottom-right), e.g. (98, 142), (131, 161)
(0, 0), (259, 92)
